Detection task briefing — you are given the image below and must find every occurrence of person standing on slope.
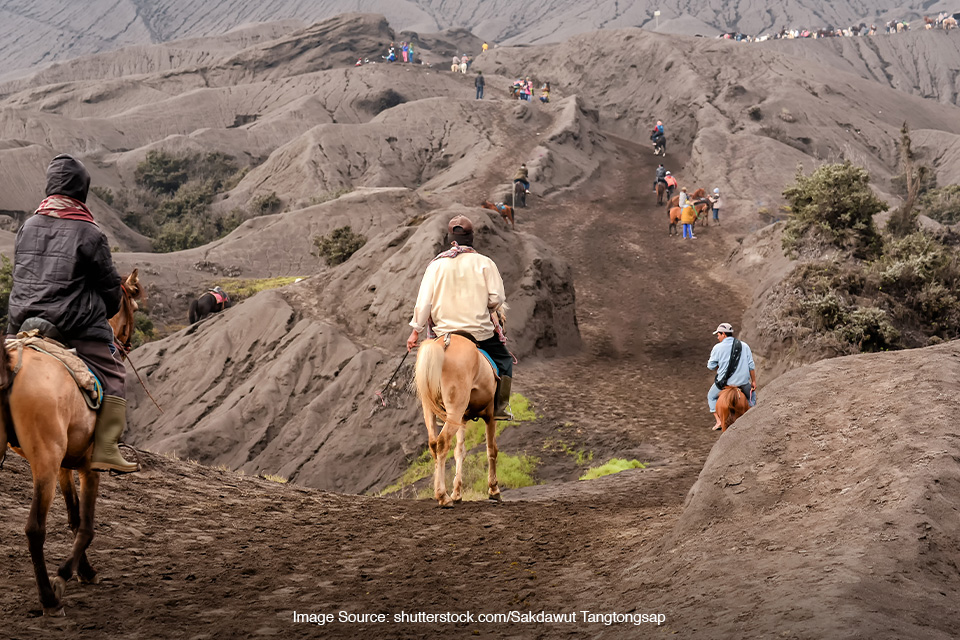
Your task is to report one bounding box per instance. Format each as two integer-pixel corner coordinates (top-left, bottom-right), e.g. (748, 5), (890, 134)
(407, 215), (514, 420)
(6, 154), (138, 473)
(710, 188), (723, 224)
(475, 71), (485, 100)
(706, 323), (757, 431)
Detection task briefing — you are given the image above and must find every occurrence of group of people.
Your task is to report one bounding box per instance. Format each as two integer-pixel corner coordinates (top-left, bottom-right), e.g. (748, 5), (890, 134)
(451, 55), (472, 73)
(510, 78), (550, 103)
(382, 41), (416, 64)
(720, 14), (958, 42)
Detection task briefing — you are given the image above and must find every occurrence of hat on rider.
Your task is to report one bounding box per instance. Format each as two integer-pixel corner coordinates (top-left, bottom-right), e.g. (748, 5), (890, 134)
(665, 171), (671, 175)
(714, 188), (720, 194)
(448, 215), (474, 246)
(712, 322), (734, 335)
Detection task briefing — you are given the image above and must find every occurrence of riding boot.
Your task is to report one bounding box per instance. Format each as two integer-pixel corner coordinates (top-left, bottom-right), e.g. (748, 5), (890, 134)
(90, 396), (139, 473)
(493, 375), (513, 421)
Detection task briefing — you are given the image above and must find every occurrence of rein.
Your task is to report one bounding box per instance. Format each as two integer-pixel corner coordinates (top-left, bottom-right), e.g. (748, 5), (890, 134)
(375, 351), (409, 407)
(114, 341), (164, 414)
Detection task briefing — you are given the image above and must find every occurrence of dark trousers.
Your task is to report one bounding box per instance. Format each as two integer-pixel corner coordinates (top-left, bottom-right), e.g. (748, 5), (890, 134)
(475, 335), (513, 378)
(72, 340), (126, 398)
(476, 86), (484, 99)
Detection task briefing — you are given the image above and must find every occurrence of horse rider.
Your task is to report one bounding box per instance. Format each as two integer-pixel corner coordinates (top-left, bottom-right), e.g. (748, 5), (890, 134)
(406, 215), (514, 420)
(6, 154), (138, 472)
(678, 186), (688, 209)
(707, 323), (757, 431)
(664, 172), (678, 198)
(650, 120), (666, 154)
(654, 163), (667, 191)
(514, 164), (530, 193)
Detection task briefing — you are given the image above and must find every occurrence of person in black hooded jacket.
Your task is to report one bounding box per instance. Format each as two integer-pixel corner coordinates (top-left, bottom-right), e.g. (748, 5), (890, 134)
(6, 154), (138, 473)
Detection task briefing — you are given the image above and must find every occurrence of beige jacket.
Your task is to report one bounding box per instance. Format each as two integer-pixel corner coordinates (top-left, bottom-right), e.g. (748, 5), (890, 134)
(410, 251), (505, 341)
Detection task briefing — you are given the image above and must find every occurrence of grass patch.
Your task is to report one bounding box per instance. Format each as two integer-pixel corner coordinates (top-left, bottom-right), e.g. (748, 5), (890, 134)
(380, 393), (539, 498)
(579, 458), (646, 481)
(542, 438), (593, 465)
(215, 276), (303, 301)
(260, 473), (288, 484)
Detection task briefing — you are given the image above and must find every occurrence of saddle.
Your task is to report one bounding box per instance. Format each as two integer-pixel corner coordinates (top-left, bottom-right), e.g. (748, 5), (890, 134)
(208, 286), (230, 307)
(4, 331), (103, 410)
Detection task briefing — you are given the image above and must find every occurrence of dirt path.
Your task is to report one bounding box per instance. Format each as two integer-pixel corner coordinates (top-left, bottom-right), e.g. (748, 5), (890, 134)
(1, 133), (746, 639)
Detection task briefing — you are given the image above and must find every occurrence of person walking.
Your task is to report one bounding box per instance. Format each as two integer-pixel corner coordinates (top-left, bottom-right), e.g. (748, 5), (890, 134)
(475, 71), (485, 99)
(706, 323), (757, 431)
(680, 202), (698, 239)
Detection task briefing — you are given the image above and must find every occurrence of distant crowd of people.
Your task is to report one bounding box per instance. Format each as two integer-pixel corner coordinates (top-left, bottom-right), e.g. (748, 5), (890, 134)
(719, 13), (958, 42)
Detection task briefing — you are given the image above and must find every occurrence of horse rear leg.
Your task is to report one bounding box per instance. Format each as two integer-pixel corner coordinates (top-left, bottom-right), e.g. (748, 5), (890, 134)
(57, 468), (99, 584)
(26, 467), (65, 615)
(485, 417), (501, 501)
(432, 419), (462, 508)
(451, 426), (466, 503)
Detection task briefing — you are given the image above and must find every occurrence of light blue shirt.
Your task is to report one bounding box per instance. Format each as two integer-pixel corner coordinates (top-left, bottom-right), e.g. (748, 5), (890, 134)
(708, 336), (755, 387)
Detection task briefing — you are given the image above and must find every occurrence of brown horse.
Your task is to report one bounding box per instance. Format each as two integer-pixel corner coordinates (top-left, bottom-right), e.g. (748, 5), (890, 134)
(666, 187), (707, 211)
(414, 332), (500, 507)
(715, 386), (751, 432)
(656, 181), (666, 206)
(108, 270), (144, 356)
(668, 206), (681, 236)
(513, 181), (527, 208)
(481, 200), (515, 229)
(1, 282), (141, 616)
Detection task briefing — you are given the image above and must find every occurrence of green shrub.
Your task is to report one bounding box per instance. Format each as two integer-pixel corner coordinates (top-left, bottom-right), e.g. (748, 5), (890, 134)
(152, 220), (207, 253)
(215, 276), (302, 301)
(130, 311), (157, 349)
(155, 181), (216, 223)
(834, 307), (900, 351)
(90, 186), (114, 206)
(918, 185), (960, 224)
(250, 192), (282, 215)
(782, 163), (887, 256)
(0, 254), (13, 330)
(314, 226), (367, 266)
(135, 151), (189, 195)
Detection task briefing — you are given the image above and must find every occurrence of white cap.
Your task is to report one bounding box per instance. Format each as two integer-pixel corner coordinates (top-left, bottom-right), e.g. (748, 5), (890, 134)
(712, 322), (734, 335)
(714, 188), (720, 194)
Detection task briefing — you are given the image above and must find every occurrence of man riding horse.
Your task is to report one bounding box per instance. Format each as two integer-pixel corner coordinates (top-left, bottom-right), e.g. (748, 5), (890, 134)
(6, 154), (138, 473)
(707, 323), (757, 431)
(406, 215), (513, 420)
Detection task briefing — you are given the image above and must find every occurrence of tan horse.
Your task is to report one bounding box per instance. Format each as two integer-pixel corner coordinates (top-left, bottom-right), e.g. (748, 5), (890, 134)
(715, 386), (751, 432)
(945, 17), (958, 30)
(414, 333), (500, 507)
(1, 278), (141, 616)
(108, 269), (143, 356)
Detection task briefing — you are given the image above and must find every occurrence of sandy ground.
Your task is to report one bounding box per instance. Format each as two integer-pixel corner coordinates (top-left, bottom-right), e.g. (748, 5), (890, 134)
(1, 134), (745, 638)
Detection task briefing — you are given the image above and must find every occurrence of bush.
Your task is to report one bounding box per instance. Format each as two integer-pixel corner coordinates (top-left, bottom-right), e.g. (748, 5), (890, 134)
(314, 226), (367, 266)
(90, 186), (114, 206)
(135, 151), (189, 195)
(0, 254), (13, 330)
(782, 162), (887, 257)
(918, 185), (960, 224)
(130, 311), (157, 349)
(250, 192), (282, 215)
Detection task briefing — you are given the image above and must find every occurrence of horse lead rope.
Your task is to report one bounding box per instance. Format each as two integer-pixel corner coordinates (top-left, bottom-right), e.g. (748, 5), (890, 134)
(115, 342), (164, 414)
(375, 350), (409, 407)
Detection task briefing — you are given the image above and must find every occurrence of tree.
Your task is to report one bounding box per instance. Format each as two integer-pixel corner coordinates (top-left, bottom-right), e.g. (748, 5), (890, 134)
(887, 123), (928, 237)
(782, 162), (887, 256)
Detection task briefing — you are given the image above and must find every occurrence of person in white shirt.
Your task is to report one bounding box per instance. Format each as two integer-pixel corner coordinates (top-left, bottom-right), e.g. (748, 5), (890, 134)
(407, 215), (514, 419)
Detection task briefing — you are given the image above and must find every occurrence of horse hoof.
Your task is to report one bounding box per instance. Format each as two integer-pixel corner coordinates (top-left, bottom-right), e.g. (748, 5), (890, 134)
(78, 573), (101, 585)
(453, 496), (463, 504)
(52, 576), (66, 600)
(488, 493), (502, 502)
(43, 607), (66, 617)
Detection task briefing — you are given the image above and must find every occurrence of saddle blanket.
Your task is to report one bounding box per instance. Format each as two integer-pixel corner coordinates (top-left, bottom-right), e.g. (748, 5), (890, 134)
(209, 287), (229, 305)
(478, 349), (500, 380)
(4, 334), (103, 409)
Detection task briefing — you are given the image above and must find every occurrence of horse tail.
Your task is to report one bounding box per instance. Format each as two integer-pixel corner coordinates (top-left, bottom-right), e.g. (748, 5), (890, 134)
(188, 298), (199, 324)
(414, 339), (447, 424)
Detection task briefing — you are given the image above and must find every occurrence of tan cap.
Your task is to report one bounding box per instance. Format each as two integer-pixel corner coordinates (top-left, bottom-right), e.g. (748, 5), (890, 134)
(448, 215), (473, 235)
(712, 322), (734, 335)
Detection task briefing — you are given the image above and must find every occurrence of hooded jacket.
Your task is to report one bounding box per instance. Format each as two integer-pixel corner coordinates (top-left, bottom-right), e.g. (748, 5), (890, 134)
(7, 155), (122, 343)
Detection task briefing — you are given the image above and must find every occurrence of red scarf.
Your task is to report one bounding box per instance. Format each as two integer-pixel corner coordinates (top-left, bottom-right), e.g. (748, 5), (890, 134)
(34, 195), (97, 225)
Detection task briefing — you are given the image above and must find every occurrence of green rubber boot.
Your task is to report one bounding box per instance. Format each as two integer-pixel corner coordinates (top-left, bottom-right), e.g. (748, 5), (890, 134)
(90, 396), (139, 473)
(493, 375), (513, 421)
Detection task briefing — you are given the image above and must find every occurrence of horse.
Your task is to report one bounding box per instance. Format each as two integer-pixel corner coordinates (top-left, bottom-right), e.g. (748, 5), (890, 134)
(653, 135), (666, 157)
(656, 181), (666, 206)
(715, 386), (751, 432)
(481, 200), (515, 230)
(666, 187), (707, 211)
(945, 17), (958, 30)
(668, 207), (681, 236)
(108, 270), (144, 356)
(513, 181), (527, 208)
(0, 282), (142, 616)
(188, 287), (231, 324)
(413, 324), (504, 507)
(691, 197), (712, 230)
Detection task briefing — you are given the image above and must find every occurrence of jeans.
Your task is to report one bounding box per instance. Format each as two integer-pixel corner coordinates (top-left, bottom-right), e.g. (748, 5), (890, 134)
(682, 223), (693, 238)
(713, 208), (720, 222)
(476, 86), (484, 99)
